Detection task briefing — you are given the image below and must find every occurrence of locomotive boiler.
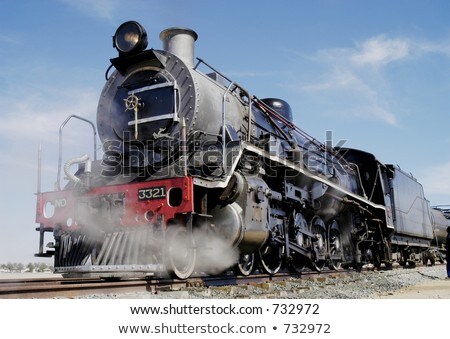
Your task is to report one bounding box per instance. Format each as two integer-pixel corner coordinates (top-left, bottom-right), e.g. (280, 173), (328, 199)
(35, 21), (447, 279)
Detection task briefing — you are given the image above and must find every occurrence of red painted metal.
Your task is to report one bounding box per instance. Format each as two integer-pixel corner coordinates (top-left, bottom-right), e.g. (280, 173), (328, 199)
(36, 176), (194, 231)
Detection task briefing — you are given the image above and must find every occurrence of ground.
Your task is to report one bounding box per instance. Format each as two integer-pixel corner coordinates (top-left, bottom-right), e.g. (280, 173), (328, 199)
(379, 278), (450, 299)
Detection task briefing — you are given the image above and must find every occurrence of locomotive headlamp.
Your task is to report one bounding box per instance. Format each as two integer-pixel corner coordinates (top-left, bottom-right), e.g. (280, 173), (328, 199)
(113, 21), (148, 56)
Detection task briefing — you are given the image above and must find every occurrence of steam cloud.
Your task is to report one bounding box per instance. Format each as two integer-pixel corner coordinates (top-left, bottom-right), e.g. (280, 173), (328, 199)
(192, 226), (239, 275)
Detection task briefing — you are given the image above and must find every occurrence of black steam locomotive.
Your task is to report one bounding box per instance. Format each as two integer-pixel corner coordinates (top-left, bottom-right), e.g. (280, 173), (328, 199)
(35, 21), (448, 279)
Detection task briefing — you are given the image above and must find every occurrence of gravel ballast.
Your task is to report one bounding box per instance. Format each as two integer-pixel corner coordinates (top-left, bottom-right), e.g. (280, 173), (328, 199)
(82, 264), (449, 299)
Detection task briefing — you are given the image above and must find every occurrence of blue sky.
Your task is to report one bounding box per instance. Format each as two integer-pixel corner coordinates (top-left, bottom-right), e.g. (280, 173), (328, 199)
(1, 0), (450, 263)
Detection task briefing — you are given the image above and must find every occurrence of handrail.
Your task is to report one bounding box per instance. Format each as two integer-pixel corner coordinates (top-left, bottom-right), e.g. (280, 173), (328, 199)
(222, 82), (234, 173)
(196, 57), (353, 172)
(195, 58), (233, 83)
(56, 115), (97, 190)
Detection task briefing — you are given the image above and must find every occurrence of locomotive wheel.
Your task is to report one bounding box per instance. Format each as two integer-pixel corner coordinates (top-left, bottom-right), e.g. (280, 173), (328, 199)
(310, 255), (326, 272)
(422, 255), (429, 266)
(372, 248), (382, 269)
(258, 243), (283, 275)
(309, 216), (327, 272)
(164, 226), (196, 280)
(233, 253), (255, 276)
(328, 223), (342, 270)
(287, 254), (306, 273)
(287, 212), (307, 273)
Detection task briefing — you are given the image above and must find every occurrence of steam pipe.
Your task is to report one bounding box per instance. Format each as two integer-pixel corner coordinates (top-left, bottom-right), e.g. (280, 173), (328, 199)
(64, 154), (89, 186)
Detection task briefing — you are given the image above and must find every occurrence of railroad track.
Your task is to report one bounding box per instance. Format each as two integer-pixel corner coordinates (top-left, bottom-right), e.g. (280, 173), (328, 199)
(0, 268), (350, 299)
(0, 276), (151, 299)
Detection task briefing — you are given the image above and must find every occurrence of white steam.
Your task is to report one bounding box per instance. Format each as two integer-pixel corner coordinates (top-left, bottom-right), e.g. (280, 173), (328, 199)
(192, 226), (239, 275)
(67, 200), (239, 277)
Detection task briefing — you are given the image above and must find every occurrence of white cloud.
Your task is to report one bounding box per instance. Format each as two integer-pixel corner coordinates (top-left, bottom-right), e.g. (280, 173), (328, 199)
(288, 35), (438, 125)
(301, 69), (359, 92)
(0, 86), (100, 200)
(299, 68), (398, 125)
(350, 36), (410, 67)
(417, 40), (450, 57)
(0, 86), (98, 142)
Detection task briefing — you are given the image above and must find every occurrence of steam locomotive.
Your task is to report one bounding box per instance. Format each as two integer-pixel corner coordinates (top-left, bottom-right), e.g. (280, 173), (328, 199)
(35, 21), (448, 279)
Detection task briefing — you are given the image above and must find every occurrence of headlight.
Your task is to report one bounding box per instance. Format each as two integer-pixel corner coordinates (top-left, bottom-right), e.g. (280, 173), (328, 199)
(113, 21), (148, 56)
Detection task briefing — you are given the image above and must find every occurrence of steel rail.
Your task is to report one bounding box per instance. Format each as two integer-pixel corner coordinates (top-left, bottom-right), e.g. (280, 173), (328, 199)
(0, 263), (428, 299)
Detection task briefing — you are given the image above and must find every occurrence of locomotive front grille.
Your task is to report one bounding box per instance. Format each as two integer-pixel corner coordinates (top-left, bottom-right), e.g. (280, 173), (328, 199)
(54, 227), (164, 277)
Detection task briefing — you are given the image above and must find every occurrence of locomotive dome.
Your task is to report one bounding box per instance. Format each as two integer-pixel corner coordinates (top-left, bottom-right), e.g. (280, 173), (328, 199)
(261, 98), (293, 123)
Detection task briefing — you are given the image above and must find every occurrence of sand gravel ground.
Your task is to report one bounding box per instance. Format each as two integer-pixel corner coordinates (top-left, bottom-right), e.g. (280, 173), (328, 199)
(379, 278), (450, 299)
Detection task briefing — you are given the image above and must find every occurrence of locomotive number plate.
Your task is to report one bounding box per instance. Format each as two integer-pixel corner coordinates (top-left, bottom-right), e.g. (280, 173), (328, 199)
(138, 186), (166, 201)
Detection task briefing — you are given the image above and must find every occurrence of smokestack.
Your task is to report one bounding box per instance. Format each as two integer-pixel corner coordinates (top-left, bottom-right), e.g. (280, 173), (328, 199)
(159, 27), (198, 68)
